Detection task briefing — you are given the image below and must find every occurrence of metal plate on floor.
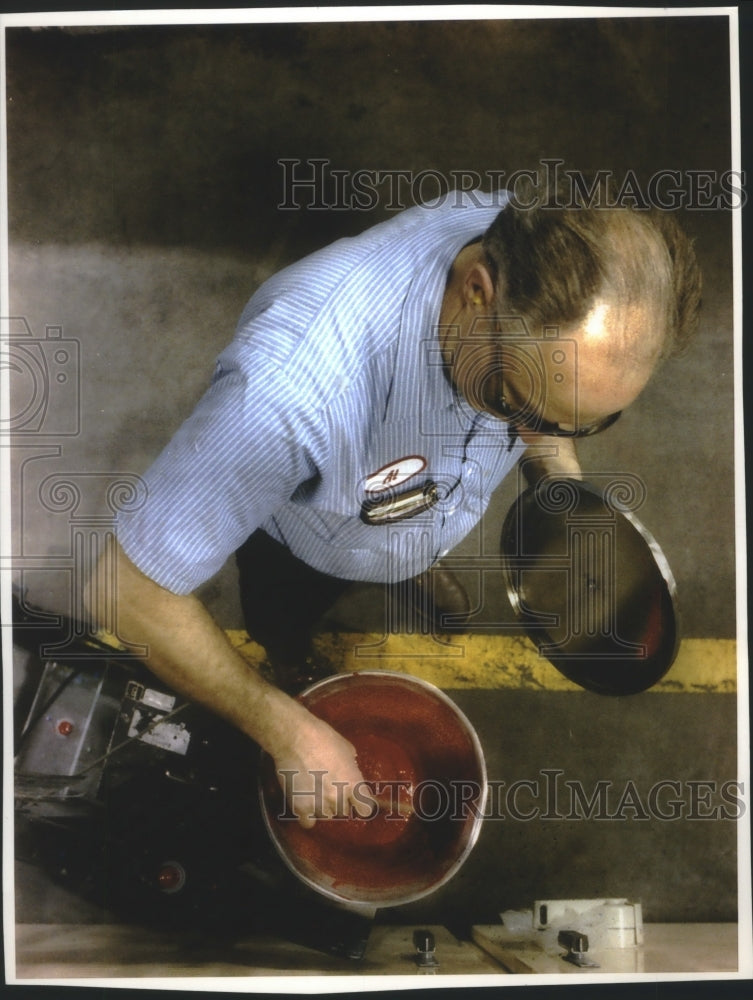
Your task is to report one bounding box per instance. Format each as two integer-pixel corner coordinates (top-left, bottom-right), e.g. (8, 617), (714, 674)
(500, 477), (679, 695)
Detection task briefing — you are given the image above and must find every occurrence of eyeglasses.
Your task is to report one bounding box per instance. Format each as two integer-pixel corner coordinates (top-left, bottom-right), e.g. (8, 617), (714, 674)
(460, 323), (623, 437)
(494, 392), (622, 438)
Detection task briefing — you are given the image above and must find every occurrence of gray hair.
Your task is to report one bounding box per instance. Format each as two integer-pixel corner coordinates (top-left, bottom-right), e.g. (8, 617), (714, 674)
(482, 198), (702, 364)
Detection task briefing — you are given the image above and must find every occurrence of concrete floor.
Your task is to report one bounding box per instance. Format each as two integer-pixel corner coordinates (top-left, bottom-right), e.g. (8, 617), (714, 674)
(4, 10), (744, 965)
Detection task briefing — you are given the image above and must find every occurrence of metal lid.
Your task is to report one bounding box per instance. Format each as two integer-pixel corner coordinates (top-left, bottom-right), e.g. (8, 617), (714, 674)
(500, 477), (679, 695)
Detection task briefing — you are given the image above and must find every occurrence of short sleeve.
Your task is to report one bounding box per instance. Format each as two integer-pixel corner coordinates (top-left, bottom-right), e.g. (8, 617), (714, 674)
(116, 356), (325, 594)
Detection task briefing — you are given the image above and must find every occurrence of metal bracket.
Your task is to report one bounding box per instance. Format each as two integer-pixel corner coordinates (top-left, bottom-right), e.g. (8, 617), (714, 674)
(558, 929), (600, 968)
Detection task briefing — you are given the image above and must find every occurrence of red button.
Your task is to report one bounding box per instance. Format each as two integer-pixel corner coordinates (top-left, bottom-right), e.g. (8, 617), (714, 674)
(157, 862), (185, 893)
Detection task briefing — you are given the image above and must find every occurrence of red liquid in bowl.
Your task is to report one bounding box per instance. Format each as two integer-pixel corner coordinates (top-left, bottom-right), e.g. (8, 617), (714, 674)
(260, 672), (486, 905)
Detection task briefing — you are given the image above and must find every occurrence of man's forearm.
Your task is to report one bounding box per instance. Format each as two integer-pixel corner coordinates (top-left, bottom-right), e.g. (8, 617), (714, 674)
(519, 433), (582, 486)
(83, 539), (365, 826)
(84, 538), (295, 755)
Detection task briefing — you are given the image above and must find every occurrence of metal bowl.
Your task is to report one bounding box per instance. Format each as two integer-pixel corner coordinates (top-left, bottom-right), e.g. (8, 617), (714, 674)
(501, 477), (680, 695)
(259, 671), (487, 907)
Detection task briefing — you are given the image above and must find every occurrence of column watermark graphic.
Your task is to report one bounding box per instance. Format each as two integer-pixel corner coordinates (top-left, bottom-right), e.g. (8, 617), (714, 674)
(2, 316), (148, 656)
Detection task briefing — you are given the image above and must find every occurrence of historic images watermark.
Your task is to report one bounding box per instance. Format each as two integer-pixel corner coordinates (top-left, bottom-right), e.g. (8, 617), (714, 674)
(278, 157), (746, 212)
(277, 768), (746, 824)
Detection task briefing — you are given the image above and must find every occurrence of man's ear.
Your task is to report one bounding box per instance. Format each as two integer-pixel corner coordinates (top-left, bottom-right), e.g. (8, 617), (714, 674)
(463, 259), (496, 308)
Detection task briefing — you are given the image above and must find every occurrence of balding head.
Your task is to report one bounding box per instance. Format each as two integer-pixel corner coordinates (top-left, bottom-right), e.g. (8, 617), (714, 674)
(438, 198), (701, 434)
(482, 199), (702, 373)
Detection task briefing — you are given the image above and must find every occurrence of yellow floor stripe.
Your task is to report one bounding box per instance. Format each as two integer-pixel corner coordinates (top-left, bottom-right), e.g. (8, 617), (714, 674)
(226, 631), (737, 693)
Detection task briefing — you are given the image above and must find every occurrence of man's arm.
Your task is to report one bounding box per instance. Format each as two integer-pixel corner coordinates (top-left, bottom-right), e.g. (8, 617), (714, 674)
(518, 431), (583, 485)
(84, 538), (364, 828)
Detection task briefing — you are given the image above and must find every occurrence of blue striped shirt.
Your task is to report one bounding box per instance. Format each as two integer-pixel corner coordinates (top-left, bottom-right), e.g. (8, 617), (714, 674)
(118, 190), (524, 592)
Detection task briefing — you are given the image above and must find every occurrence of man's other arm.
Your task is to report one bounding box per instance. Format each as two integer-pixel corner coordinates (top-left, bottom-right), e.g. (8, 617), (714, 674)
(519, 432), (583, 485)
(84, 538), (364, 828)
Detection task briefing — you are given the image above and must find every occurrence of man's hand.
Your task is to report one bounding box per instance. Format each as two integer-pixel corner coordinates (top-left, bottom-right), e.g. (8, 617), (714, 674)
(268, 698), (367, 828)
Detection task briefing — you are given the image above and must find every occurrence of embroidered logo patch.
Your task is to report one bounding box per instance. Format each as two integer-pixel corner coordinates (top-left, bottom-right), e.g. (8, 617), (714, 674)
(364, 455), (427, 493)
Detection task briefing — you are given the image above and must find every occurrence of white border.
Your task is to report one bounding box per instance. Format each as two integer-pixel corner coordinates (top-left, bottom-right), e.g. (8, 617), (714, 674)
(728, 6), (752, 981)
(0, 10), (16, 989)
(1, 4), (748, 992)
(0, 5), (742, 29)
